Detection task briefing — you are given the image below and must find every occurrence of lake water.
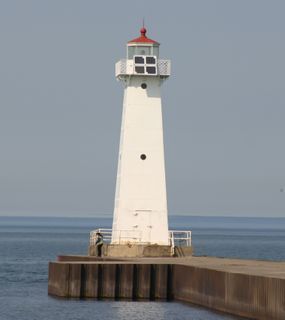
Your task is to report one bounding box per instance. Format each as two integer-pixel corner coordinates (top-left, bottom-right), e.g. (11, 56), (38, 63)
(0, 215), (284, 320)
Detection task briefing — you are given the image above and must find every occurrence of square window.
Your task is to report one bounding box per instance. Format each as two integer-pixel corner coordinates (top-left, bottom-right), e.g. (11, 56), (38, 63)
(146, 66), (156, 74)
(146, 56), (156, 64)
(134, 56), (144, 64)
(135, 66), (145, 74)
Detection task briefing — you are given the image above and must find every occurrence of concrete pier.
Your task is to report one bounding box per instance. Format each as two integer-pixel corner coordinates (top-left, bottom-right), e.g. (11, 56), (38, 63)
(48, 256), (285, 320)
(88, 243), (193, 258)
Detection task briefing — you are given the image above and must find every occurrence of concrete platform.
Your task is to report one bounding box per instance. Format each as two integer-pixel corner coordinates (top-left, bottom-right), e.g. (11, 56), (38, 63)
(88, 244), (193, 257)
(89, 244), (173, 257)
(48, 255), (285, 320)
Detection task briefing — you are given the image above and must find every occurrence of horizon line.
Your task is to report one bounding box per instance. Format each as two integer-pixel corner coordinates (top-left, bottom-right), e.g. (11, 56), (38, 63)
(0, 214), (284, 219)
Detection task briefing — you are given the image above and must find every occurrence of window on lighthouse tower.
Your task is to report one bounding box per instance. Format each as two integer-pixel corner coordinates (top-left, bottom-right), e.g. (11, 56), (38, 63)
(134, 55), (157, 75)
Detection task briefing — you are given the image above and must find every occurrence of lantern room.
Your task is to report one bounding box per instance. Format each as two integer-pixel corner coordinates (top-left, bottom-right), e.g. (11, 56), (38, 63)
(127, 27), (160, 76)
(115, 27), (170, 79)
(127, 27), (160, 59)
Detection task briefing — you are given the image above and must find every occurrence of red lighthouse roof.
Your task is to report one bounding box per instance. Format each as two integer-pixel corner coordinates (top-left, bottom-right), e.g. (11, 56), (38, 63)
(128, 27), (159, 45)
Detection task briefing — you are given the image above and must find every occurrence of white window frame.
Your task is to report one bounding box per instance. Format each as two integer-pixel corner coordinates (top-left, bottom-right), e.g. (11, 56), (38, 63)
(133, 55), (157, 76)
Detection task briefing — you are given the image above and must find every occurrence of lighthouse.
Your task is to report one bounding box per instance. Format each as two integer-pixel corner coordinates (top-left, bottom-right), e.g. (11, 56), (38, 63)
(88, 28), (191, 257)
(111, 27), (171, 246)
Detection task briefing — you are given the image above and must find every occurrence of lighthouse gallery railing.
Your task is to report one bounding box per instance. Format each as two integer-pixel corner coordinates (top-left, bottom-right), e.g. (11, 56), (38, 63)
(115, 59), (171, 78)
(90, 229), (191, 249)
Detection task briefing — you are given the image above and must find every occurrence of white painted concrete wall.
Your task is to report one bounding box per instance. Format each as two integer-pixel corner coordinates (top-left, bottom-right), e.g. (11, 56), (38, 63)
(112, 75), (169, 245)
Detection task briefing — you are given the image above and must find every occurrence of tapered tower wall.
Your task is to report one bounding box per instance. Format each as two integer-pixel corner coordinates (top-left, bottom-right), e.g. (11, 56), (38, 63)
(112, 76), (168, 245)
(111, 28), (170, 246)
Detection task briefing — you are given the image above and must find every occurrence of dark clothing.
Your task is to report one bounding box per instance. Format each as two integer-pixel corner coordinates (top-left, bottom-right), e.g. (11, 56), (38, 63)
(95, 234), (103, 257)
(97, 244), (103, 257)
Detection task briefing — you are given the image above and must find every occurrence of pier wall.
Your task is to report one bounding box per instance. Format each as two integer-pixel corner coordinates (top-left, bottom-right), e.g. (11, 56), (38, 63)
(48, 258), (285, 320)
(48, 263), (173, 300)
(173, 264), (285, 320)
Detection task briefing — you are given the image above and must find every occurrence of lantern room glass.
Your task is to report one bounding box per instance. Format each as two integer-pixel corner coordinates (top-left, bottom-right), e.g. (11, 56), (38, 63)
(127, 45), (159, 59)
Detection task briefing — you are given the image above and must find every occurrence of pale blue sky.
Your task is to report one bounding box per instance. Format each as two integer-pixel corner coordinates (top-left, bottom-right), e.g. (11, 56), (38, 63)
(0, 0), (284, 217)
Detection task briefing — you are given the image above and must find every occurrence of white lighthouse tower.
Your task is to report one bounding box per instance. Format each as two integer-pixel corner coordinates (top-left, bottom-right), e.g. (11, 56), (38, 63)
(89, 28), (192, 257)
(111, 27), (171, 247)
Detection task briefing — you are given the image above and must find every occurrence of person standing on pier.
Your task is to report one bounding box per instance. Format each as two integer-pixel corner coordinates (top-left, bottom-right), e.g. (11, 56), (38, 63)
(95, 232), (104, 257)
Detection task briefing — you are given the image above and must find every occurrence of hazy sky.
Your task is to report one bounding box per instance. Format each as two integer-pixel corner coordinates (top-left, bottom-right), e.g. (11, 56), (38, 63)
(0, 1), (285, 217)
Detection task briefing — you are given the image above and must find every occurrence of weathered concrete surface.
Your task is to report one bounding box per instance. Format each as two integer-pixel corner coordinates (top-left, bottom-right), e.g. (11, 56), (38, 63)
(116, 264), (134, 299)
(48, 262), (70, 297)
(89, 244), (173, 257)
(174, 246), (193, 257)
(48, 256), (285, 320)
(57, 255), (124, 262)
(56, 256), (285, 279)
(173, 264), (285, 320)
(48, 262), (173, 300)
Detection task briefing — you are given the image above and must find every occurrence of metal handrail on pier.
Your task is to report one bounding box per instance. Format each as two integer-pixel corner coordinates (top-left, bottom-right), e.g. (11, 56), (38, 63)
(90, 229), (192, 250)
(168, 230), (192, 247)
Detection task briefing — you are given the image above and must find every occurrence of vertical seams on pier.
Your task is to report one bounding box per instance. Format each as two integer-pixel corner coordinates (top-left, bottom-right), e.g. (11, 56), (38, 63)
(132, 264), (138, 300)
(48, 263), (172, 301)
(80, 264), (86, 298)
(48, 260), (285, 320)
(166, 264), (174, 301)
(114, 264), (121, 300)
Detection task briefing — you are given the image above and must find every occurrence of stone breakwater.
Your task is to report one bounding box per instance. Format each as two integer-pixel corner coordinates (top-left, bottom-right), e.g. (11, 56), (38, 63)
(48, 256), (285, 320)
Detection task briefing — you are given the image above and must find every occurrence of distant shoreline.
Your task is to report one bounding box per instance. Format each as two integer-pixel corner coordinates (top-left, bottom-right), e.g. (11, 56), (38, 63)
(0, 214), (284, 219)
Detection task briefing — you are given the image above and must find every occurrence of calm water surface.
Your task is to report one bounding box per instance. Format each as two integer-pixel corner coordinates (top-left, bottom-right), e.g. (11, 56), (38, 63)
(0, 216), (284, 320)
